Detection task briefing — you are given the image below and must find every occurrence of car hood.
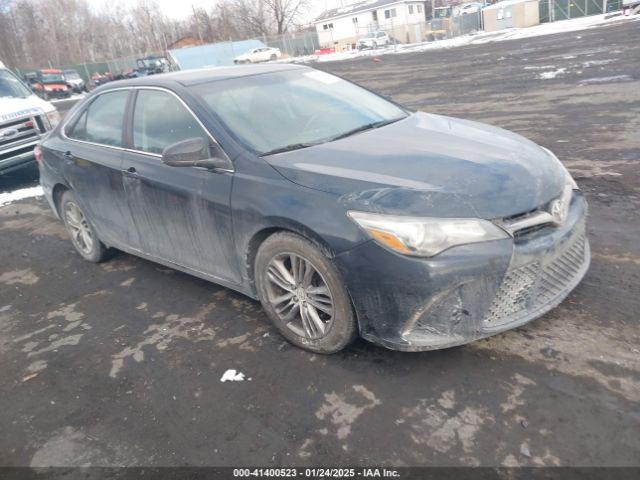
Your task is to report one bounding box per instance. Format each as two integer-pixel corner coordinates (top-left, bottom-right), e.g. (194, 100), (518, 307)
(264, 112), (567, 219)
(0, 95), (55, 122)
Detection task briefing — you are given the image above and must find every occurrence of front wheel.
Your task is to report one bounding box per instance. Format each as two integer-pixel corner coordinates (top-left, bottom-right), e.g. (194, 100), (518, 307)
(255, 232), (357, 354)
(270, 54), (277, 61)
(60, 191), (108, 263)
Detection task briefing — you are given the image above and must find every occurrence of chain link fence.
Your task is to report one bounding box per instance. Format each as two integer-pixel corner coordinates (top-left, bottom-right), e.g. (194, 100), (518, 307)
(317, 11), (484, 53)
(539, 0), (623, 22)
(260, 31), (322, 58)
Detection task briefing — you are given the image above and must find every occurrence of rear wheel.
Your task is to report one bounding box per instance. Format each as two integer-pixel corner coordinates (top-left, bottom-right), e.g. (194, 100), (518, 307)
(255, 232), (357, 354)
(60, 191), (107, 263)
(270, 54), (277, 60)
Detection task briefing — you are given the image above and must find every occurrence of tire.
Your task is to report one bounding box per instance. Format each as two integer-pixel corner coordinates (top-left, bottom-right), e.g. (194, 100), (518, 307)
(60, 191), (108, 263)
(255, 232), (357, 354)
(270, 54), (277, 61)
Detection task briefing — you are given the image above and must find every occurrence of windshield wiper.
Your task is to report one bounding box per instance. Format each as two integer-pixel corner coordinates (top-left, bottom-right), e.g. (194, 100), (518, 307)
(260, 116), (406, 156)
(329, 117), (405, 142)
(261, 142), (319, 156)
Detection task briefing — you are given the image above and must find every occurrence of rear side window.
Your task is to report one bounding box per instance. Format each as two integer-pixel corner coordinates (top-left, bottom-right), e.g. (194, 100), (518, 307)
(67, 90), (128, 147)
(132, 89), (209, 155)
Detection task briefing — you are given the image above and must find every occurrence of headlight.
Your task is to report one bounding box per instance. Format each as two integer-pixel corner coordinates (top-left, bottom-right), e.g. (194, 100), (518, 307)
(46, 110), (61, 128)
(347, 211), (509, 257)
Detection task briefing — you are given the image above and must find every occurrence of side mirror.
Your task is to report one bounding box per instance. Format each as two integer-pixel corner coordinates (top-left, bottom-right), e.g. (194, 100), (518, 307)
(161, 137), (233, 171)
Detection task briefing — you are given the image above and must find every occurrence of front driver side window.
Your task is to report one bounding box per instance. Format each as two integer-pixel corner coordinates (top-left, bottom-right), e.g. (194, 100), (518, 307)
(133, 89), (210, 155)
(67, 90), (129, 147)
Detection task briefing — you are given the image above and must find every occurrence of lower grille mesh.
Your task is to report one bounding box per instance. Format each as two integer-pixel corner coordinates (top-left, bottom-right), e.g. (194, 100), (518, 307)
(483, 232), (587, 327)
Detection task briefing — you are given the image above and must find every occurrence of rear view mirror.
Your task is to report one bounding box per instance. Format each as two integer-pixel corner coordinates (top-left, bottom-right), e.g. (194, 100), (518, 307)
(162, 138), (233, 171)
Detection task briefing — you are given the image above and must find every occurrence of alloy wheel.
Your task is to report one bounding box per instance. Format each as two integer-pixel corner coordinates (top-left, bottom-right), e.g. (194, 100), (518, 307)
(265, 253), (334, 340)
(64, 201), (94, 255)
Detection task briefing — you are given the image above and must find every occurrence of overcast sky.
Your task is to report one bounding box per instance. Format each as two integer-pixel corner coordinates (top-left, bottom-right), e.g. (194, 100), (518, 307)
(138, 0), (347, 22)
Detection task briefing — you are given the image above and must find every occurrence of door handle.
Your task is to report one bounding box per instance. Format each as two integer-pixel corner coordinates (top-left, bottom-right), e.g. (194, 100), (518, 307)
(63, 151), (75, 161)
(123, 166), (139, 177)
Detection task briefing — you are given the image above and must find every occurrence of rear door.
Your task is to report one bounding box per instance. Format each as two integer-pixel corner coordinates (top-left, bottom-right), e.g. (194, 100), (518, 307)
(121, 88), (240, 283)
(62, 89), (139, 247)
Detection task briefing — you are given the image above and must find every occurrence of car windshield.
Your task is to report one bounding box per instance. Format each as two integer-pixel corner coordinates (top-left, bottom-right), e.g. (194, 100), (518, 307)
(192, 69), (408, 155)
(42, 73), (64, 83)
(0, 70), (32, 98)
(139, 58), (160, 68)
(64, 71), (81, 79)
(434, 8), (451, 17)
(366, 32), (376, 38)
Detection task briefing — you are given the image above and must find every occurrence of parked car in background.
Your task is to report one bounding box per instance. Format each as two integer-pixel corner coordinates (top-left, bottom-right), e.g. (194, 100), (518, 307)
(127, 56), (171, 77)
(0, 61), (60, 174)
(38, 64), (589, 354)
(357, 31), (391, 50)
(30, 69), (72, 100)
(90, 72), (112, 89)
(233, 47), (282, 64)
(63, 69), (87, 93)
(459, 2), (484, 14)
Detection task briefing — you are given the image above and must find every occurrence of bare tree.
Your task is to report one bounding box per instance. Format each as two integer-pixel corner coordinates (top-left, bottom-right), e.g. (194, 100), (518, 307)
(263, 0), (310, 34)
(232, 0), (273, 37)
(0, 0), (314, 71)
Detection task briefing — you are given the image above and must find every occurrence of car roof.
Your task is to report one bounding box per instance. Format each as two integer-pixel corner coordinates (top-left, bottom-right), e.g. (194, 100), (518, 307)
(96, 64), (308, 91)
(41, 68), (62, 73)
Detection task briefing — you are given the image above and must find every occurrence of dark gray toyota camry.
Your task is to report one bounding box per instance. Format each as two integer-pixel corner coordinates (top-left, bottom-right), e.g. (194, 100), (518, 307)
(37, 64), (590, 353)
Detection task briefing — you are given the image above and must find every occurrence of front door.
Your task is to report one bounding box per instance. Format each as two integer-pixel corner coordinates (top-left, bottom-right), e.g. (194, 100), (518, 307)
(121, 88), (240, 284)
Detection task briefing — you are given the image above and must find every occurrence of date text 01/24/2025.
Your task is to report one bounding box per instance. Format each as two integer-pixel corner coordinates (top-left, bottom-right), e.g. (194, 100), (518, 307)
(232, 468), (400, 478)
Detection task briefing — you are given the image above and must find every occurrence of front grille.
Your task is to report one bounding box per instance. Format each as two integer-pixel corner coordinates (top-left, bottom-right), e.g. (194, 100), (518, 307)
(483, 230), (587, 328)
(536, 234), (587, 304)
(0, 115), (44, 164)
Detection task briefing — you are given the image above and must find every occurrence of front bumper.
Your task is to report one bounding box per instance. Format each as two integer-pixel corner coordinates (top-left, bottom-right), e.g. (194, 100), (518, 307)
(334, 191), (590, 351)
(43, 89), (70, 98)
(0, 151), (36, 175)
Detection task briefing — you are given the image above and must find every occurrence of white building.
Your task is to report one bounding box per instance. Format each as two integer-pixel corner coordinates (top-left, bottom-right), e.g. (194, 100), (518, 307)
(314, 0), (428, 48)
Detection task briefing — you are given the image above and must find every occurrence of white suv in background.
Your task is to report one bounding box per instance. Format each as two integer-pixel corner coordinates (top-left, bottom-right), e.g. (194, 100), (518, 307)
(234, 47), (282, 64)
(357, 31), (391, 50)
(0, 61), (60, 175)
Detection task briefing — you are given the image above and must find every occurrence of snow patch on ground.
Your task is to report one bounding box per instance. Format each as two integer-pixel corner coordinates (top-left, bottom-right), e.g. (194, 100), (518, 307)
(0, 186), (44, 207)
(277, 14), (639, 65)
(579, 75), (632, 84)
(538, 67), (567, 79)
